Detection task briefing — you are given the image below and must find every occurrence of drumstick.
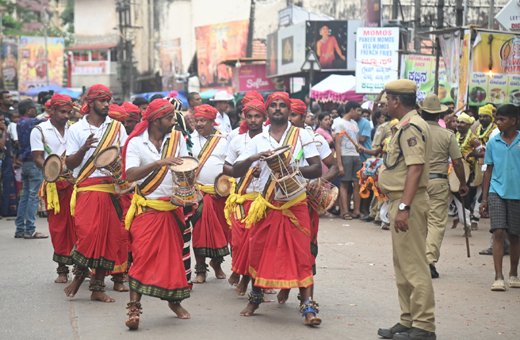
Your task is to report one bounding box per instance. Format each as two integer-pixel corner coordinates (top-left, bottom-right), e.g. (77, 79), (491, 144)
(339, 130), (358, 149)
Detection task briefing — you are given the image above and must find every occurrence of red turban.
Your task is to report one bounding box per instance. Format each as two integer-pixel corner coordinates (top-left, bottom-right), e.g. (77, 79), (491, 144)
(122, 99), (175, 178)
(45, 93), (73, 111)
(241, 91), (264, 106)
(122, 102), (140, 121)
(265, 92), (291, 111)
(239, 99), (266, 134)
(194, 104), (219, 126)
(290, 98), (307, 115)
(108, 104), (129, 122)
(79, 84), (113, 114)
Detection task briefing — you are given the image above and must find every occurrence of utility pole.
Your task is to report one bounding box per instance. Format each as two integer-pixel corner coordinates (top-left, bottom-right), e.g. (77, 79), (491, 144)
(246, 0), (255, 58)
(455, 0), (463, 26)
(392, 0), (399, 20)
(434, 0), (444, 95)
(463, 0), (469, 26)
(414, 0), (421, 52)
(116, 0), (133, 100)
(489, 0), (495, 29)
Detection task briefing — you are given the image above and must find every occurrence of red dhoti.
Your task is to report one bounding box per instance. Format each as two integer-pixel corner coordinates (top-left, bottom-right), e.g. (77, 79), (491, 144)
(45, 181), (76, 265)
(109, 193), (132, 275)
(248, 199), (314, 289)
(70, 177), (122, 270)
(128, 208), (190, 302)
(191, 194), (230, 258)
(231, 200), (253, 276)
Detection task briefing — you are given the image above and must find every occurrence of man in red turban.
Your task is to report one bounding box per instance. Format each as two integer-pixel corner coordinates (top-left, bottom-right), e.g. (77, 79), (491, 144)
(264, 92), (291, 126)
(241, 91), (264, 107)
(190, 103), (231, 284)
(119, 102), (140, 135)
(122, 98), (191, 329)
(238, 100), (266, 135)
(32, 93), (75, 283)
(64, 83), (127, 303)
(108, 104), (129, 123)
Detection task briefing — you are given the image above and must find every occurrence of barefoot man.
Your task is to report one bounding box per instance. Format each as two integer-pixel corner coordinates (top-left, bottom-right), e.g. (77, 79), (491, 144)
(32, 94), (76, 283)
(232, 92), (323, 326)
(190, 104), (230, 283)
(122, 99), (190, 329)
(64, 84), (127, 303)
(223, 99), (266, 295)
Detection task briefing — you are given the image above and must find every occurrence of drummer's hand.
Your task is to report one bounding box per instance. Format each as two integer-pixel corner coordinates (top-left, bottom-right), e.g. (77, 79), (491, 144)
(250, 151), (273, 162)
(459, 184), (469, 197)
(80, 133), (98, 151)
(252, 166), (261, 178)
(394, 210), (409, 233)
(157, 157), (184, 167)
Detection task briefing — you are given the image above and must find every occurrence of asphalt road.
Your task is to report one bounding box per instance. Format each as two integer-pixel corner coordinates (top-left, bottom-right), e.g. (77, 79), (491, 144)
(1, 214), (518, 340)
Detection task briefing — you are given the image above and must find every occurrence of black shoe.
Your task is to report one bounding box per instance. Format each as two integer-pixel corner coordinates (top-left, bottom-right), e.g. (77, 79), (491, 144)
(328, 206), (340, 216)
(373, 220), (382, 225)
(393, 327), (436, 340)
(361, 215), (375, 222)
(429, 264), (439, 279)
(378, 323), (411, 339)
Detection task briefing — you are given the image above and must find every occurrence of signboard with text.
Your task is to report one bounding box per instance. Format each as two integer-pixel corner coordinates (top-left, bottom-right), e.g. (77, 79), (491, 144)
(355, 27), (399, 94)
(232, 64), (288, 93)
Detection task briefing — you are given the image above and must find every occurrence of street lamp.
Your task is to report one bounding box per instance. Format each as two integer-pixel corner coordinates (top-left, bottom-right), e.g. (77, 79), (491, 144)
(301, 50), (321, 110)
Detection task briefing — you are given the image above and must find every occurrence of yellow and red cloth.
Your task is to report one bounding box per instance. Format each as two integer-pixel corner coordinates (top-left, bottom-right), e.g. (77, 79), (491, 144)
(45, 93), (73, 111)
(79, 84), (113, 114)
(122, 102), (140, 121)
(108, 104), (128, 122)
(290, 98), (306, 115)
(241, 90), (264, 106)
(194, 104), (219, 126)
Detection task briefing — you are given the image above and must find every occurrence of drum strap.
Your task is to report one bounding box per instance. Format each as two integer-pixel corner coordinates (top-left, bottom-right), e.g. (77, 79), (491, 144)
(195, 130), (221, 177)
(139, 130), (181, 196)
(34, 125), (53, 155)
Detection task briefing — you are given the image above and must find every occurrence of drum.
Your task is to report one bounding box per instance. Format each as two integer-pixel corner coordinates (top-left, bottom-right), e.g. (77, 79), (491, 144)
(448, 159), (470, 193)
(264, 145), (292, 173)
(307, 178), (339, 215)
(215, 173), (232, 198)
(275, 172), (306, 199)
(470, 159), (484, 187)
(94, 146), (122, 179)
(43, 154), (64, 183)
(170, 156), (203, 206)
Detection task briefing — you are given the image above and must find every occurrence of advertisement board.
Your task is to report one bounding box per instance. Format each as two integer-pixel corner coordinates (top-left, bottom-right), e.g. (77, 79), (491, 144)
(469, 31), (520, 106)
(232, 64), (288, 93)
(160, 38), (183, 91)
(18, 36), (64, 93)
(355, 27), (400, 94)
(457, 30), (471, 109)
(195, 20), (249, 91)
(276, 21), (306, 77)
(305, 21), (347, 70)
(1, 36), (19, 91)
(72, 61), (109, 75)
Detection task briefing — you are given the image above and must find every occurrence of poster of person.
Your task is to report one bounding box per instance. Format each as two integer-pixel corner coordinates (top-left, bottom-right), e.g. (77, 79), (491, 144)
(160, 38), (183, 92)
(470, 31), (520, 106)
(457, 30), (471, 109)
(1, 36), (19, 91)
(306, 21), (347, 70)
(266, 31), (278, 78)
(18, 36), (64, 93)
(361, 0), (381, 28)
(195, 20), (249, 91)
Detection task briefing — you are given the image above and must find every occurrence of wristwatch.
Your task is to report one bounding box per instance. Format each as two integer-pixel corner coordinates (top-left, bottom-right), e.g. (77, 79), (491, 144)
(398, 203), (411, 211)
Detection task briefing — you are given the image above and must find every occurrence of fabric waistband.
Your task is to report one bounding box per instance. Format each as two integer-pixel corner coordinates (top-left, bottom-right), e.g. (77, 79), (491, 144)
(429, 174), (448, 180)
(386, 187), (426, 201)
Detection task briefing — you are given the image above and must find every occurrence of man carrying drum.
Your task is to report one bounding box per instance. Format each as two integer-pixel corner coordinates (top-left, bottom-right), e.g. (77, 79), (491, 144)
(64, 84), (128, 303)
(31, 94), (75, 284)
(418, 94), (468, 279)
(223, 99), (266, 296)
(190, 104), (230, 283)
(122, 99), (191, 329)
(232, 92), (323, 327)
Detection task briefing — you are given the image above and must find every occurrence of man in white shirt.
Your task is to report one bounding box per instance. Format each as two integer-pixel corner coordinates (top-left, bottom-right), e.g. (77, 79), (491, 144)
(31, 94), (75, 284)
(122, 99), (190, 329)
(209, 90), (233, 133)
(233, 92), (323, 326)
(189, 104), (230, 284)
(227, 91), (265, 146)
(63, 84), (127, 304)
(334, 101), (362, 220)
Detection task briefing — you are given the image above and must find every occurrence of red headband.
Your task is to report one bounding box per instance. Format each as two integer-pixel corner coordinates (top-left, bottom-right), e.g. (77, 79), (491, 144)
(122, 99), (174, 178)
(122, 102), (140, 122)
(290, 98), (307, 115)
(46, 93), (73, 111)
(239, 99), (266, 134)
(265, 92), (291, 111)
(108, 104), (128, 123)
(241, 91), (264, 106)
(79, 84), (113, 114)
(194, 104), (219, 126)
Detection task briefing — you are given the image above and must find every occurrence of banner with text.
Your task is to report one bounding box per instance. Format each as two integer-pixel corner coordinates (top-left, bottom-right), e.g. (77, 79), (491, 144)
(232, 64), (288, 93)
(457, 30), (471, 109)
(1, 36), (19, 91)
(356, 27), (399, 94)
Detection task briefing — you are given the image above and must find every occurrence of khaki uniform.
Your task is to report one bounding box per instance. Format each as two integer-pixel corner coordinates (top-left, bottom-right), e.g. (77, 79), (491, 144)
(369, 122), (393, 220)
(425, 121), (462, 265)
(379, 110), (435, 333)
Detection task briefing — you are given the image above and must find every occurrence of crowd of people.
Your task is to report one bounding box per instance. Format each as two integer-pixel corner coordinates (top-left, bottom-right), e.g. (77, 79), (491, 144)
(1, 78), (519, 340)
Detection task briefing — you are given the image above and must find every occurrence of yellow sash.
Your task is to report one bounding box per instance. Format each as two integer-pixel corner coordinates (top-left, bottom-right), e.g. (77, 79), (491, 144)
(224, 170), (259, 226)
(199, 184), (216, 195)
(70, 120), (122, 216)
(125, 193), (178, 230)
(244, 192), (307, 229)
(195, 130), (222, 177)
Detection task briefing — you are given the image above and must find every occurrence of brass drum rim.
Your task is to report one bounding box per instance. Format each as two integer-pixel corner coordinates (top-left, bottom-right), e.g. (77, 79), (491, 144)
(94, 146), (120, 168)
(43, 154), (62, 183)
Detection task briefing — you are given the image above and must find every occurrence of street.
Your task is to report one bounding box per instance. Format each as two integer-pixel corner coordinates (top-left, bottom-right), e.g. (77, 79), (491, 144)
(1, 215), (518, 340)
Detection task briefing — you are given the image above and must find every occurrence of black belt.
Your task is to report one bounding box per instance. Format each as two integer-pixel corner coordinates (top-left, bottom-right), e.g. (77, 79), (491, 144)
(23, 157), (34, 162)
(429, 173), (447, 180)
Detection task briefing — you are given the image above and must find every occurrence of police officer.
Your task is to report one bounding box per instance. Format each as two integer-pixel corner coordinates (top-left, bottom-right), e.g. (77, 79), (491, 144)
(419, 94), (469, 279)
(377, 80), (436, 340)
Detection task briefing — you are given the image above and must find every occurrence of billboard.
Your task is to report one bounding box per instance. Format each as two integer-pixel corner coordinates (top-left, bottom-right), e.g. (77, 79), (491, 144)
(1, 36), (19, 91)
(361, 0), (381, 28)
(355, 27), (400, 94)
(266, 31), (278, 78)
(232, 64), (288, 93)
(160, 38), (183, 91)
(470, 32), (520, 106)
(18, 36), (64, 93)
(72, 61), (109, 75)
(306, 21), (347, 70)
(195, 20), (249, 91)
(277, 21), (306, 77)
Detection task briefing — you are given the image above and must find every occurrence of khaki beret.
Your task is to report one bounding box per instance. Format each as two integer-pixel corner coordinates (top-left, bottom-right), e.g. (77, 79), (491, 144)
(385, 79), (417, 94)
(377, 94), (388, 104)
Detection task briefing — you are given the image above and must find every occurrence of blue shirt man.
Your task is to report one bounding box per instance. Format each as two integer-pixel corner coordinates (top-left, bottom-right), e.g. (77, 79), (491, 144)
(356, 116), (372, 162)
(484, 131), (520, 200)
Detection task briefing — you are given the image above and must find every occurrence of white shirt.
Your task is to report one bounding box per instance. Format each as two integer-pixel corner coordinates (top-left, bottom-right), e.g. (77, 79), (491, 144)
(8, 122), (18, 141)
(226, 127), (240, 147)
(334, 118), (359, 156)
(304, 126), (332, 160)
(125, 130), (188, 200)
(331, 116), (343, 131)
(215, 111), (232, 134)
(30, 120), (69, 159)
(191, 130), (228, 185)
(226, 131), (262, 194)
(66, 115), (127, 178)
(237, 123), (319, 201)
